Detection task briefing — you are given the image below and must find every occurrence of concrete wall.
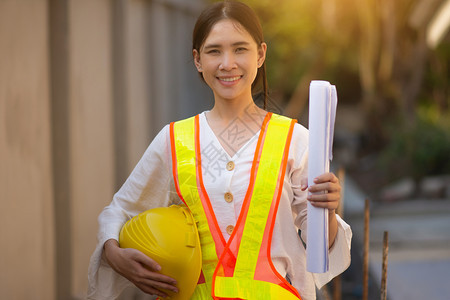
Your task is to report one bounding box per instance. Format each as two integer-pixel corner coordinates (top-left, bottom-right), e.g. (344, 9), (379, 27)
(0, 0), (209, 299)
(68, 1), (116, 297)
(0, 1), (55, 299)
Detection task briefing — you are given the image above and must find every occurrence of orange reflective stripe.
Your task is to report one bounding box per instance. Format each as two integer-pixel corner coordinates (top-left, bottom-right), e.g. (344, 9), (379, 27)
(212, 112), (272, 281)
(213, 114), (301, 299)
(169, 121), (188, 206)
(171, 117), (219, 294)
(255, 118), (300, 298)
(194, 115), (227, 252)
(234, 114), (292, 278)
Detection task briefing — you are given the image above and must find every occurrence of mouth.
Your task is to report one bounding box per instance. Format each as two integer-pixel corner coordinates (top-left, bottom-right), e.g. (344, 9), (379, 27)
(217, 75), (242, 83)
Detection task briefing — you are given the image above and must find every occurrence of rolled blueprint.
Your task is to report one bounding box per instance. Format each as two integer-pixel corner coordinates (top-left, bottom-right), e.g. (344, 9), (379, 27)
(306, 80), (337, 273)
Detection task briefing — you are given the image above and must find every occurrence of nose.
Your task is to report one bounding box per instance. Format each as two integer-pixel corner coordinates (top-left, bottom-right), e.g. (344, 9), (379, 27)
(219, 52), (237, 71)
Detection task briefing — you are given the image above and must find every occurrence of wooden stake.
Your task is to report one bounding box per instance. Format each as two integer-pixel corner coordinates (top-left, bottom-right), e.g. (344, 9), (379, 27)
(363, 198), (370, 300)
(381, 231), (389, 300)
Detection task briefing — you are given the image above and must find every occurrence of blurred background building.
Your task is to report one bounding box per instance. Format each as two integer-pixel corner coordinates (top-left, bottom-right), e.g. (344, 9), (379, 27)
(1, 0), (209, 299)
(1, 0), (449, 299)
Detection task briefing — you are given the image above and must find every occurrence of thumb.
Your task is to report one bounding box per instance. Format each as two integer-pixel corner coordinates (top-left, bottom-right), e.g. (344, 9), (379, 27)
(300, 177), (308, 191)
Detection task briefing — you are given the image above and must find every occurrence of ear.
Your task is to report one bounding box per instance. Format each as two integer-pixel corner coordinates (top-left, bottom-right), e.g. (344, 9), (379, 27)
(193, 49), (203, 72)
(257, 42), (267, 68)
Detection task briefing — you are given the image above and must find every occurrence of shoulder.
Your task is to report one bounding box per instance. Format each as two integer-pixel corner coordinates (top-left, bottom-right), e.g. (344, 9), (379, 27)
(268, 112), (308, 148)
(170, 112), (206, 125)
(270, 113), (308, 141)
(152, 123), (171, 146)
(270, 113), (308, 132)
(160, 112), (205, 137)
(138, 124), (171, 161)
(292, 122), (309, 142)
(267, 113), (308, 161)
(288, 122), (309, 166)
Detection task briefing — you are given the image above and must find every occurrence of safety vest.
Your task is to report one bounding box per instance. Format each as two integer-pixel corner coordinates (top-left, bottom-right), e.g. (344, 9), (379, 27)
(169, 112), (302, 300)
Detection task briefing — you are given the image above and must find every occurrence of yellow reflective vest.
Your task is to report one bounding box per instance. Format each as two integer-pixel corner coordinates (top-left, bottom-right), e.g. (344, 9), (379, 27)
(170, 112), (302, 300)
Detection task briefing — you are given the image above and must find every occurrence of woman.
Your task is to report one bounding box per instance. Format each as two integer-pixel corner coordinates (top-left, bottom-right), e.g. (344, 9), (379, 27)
(88, 1), (352, 299)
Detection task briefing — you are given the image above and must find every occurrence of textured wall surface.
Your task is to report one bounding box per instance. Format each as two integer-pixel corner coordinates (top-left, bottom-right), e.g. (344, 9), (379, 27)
(0, 0), (209, 299)
(0, 1), (55, 299)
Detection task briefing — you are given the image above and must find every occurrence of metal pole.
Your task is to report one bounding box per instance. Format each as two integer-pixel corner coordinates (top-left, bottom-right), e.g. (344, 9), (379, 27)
(381, 231), (389, 300)
(363, 198), (370, 300)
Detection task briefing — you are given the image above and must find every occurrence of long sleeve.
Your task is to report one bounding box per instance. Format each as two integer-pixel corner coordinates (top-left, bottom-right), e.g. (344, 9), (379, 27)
(87, 125), (179, 299)
(87, 115), (352, 300)
(97, 125), (175, 245)
(289, 123), (352, 293)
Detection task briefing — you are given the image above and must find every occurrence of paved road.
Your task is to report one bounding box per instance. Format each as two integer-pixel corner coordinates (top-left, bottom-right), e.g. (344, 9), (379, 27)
(342, 177), (450, 300)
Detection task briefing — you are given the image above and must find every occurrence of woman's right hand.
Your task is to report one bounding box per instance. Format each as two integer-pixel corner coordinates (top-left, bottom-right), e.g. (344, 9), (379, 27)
(103, 239), (179, 298)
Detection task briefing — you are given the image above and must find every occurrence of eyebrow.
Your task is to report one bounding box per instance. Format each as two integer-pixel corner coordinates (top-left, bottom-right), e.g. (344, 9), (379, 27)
(203, 41), (251, 50)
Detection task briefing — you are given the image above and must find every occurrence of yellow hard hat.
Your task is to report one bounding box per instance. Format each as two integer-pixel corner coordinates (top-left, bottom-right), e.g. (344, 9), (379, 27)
(119, 205), (202, 300)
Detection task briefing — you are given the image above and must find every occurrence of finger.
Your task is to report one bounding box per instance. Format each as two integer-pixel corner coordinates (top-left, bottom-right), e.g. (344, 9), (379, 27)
(300, 177), (308, 191)
(308, 192), (340, 203)
(309, 199), (339, 210)
(145, 270), (178, 286)
(313, 172), (339, 184)
(136, 283), (171, 298)
(308, 192), (340, 207)
(308, 182), (341, 193)
(137, 276), (179, 294)
(129, 260), (177, 286)
(132, 250), (162, 272)
(127, 250), (178, 285)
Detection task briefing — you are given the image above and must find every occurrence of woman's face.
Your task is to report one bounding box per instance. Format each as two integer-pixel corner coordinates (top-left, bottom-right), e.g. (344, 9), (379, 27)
(193, 19), (266, 104)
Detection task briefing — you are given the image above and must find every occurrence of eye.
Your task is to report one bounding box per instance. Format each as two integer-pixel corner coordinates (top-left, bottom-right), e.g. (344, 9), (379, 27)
(236, 47), (247, 53)
(206, 49), (220, 54)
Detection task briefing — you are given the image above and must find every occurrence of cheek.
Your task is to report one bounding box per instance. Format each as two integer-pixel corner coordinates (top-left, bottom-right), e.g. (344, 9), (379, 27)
(240, 53), (259, 68)
(200, 62), (217, 85)
(242, 58), (259, 78)
(200, 59), (218, 74)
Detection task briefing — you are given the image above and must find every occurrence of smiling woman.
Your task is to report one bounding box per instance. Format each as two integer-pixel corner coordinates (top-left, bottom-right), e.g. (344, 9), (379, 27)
(88, 1), (352, 300)
(192, 19), (266, 108)
(192, 0), (268, 109)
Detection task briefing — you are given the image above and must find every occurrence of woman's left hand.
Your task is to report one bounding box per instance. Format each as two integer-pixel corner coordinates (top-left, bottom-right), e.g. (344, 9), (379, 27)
(301, 172), (341, 212)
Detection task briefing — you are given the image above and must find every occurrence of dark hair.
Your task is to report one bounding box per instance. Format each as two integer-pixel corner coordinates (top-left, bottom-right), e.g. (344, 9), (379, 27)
(192, 1), (268, 109)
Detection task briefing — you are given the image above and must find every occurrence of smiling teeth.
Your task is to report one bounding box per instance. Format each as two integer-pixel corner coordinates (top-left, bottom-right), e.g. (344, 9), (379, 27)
(220, 76), (241, 82)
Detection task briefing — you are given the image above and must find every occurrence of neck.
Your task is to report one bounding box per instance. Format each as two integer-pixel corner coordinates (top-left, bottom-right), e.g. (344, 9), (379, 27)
(209, 95), (259, 123)
(206, 98), (267, 137)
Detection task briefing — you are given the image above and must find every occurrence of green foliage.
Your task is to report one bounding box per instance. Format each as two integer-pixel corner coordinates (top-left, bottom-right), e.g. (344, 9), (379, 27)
(232, 0), (361, 99)
(207, 0), (449, 180)
(380, 106), (450, 181)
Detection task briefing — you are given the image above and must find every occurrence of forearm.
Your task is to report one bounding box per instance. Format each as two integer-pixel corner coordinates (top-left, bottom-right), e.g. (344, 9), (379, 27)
(103, 239), (121, 269)
(104, 238), (119, 250)
(328, 210), (338, 248)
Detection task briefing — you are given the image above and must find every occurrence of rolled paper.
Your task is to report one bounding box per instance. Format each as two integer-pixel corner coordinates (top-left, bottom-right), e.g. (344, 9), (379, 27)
(306, 80), (337, 273)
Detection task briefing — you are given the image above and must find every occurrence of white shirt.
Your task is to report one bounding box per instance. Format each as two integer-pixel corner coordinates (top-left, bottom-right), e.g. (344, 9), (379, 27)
(87, 112), (352, 300)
